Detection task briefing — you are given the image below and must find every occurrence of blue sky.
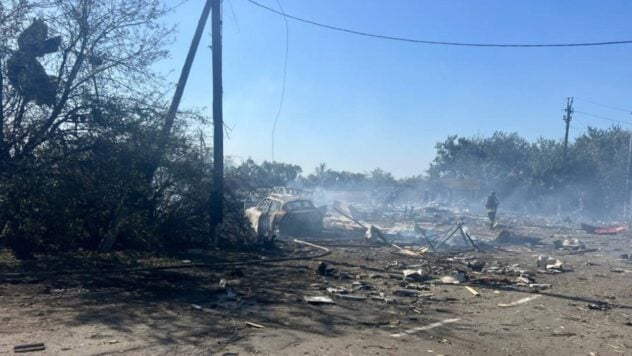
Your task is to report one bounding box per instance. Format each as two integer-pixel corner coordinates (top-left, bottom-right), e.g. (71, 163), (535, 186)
(156, 0), (632, 177)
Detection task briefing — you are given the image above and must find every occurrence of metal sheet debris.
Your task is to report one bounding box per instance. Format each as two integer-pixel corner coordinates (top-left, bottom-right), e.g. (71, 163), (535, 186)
(303, 296), (335, 304)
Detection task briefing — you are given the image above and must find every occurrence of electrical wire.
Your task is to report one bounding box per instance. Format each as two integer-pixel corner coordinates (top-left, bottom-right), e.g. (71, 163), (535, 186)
(574, 97), (632, 113)
(575, 110), (632, 126)
(270, 0), (289, 161)
(165, 0), (193, 13)
(245, 0), (632, 48)
(226, 0), (241, 33)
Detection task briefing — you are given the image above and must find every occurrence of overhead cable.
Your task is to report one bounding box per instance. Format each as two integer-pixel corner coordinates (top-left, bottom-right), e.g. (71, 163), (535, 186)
(575, 97), (632, 113)
(575, 110), (631, 126)
(245, 0), (632, 48)
(271, 0), (289, 161)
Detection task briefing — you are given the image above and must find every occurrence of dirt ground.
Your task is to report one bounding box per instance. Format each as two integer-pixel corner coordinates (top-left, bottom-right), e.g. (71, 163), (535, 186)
(1, 216), (632, 355)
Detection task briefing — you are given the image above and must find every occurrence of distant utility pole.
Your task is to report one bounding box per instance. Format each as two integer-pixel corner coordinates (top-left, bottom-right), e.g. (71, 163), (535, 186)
(562, 97), (574, 167)
(210, 0), (224, 239)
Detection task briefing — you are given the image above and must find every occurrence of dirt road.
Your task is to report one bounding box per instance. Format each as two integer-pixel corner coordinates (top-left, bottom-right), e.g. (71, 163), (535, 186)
(1, 221), (632, 355)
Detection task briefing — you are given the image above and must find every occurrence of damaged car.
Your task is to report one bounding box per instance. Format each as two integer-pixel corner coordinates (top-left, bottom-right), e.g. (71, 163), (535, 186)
(246, 195), (324, 238)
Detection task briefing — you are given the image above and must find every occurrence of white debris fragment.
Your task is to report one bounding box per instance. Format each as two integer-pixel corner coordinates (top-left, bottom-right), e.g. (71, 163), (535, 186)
(498, 294), (542, 307)
(391, 318), (461, 338)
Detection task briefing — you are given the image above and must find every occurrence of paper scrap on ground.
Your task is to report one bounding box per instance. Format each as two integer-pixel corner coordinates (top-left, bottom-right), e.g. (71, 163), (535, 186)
(391, 318), (461, 338)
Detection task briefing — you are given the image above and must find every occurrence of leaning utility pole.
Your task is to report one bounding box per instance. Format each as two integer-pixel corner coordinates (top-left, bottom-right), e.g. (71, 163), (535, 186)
(157, 0), (213, 178)
(209, 0), (224, 239)
(98, 0), (213, 252)
(562, 97), (574, 167)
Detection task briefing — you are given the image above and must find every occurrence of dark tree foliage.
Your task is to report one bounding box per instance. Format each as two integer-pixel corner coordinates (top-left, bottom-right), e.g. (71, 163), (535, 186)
(0, 1), (253, 258)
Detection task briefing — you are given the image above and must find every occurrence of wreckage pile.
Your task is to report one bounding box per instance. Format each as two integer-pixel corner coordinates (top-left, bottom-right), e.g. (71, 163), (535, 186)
(289, 198), (630, 315)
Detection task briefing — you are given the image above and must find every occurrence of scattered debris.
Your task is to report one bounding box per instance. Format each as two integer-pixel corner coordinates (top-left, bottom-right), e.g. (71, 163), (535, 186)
(581, 223), (628, 235)
(495, 230), (541, 245)
(554, 238), (586, 251)
(326, 286), (348, 294)
(498, 294), (542, 307)
(7, 19), (61, 107)
(365, 225), (389, 245)
(587, 302), (612, 311)
(393, 289), (419, 297)
(395, 248), (425, 257)
(245, 321), (265, 328)
(351, 281), (374, 291)
(391, 318), (461, 338)
(338, 271), (353, 280)
(433, 221), (480, 251)
(467, 259), (486, 271)
(371, 293), (397, 303)
(440, 271), (467, 284)
(473, 276), (514, 286)
(316, 261), (337, 276)
(465, 286), (480, 296)
(335, 294), (367, 301)
(403, 269), (429, 282)
(515, 273), (534, 285)
(537, 255), (568, 273)
(14, 343), (46, 353)
(485, 262), (528, 276)
(528, 283), (551, 290)
(303, 296), (335, 304)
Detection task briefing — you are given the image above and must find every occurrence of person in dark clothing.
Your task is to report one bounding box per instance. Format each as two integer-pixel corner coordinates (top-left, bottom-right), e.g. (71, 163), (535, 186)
(485, 192), (499, 229)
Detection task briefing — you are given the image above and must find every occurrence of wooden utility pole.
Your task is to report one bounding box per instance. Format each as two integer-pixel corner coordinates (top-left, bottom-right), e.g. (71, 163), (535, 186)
(0, 58), (4, 162)
(562, 97), (574, 166)
(210, 0), (224, 237)
(626, 112), (632, 219)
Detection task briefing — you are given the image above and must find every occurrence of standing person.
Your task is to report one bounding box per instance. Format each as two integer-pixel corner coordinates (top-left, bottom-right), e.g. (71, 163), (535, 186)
(485, 192), (499, 229)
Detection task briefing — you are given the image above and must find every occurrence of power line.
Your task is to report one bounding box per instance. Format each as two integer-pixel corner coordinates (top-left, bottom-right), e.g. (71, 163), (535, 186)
(270, 0), (289, 162)
(245, 0), (632, 48)
(574, 97), (631, 113)
(226, 0), (241, 33)
(165, 0), (193, 13)
(575, 110), (632, 126)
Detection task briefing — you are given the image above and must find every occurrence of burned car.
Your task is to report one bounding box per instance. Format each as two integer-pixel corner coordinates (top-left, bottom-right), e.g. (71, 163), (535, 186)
(245, 195), (324, 238)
